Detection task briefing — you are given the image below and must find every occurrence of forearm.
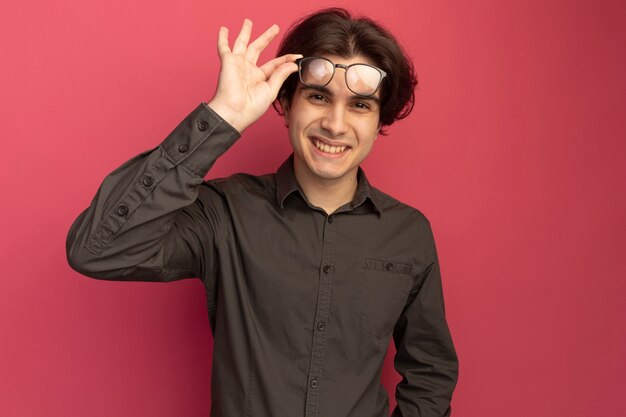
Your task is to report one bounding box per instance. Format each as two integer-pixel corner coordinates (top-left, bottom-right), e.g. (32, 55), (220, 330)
(66, 103), (239, 281)
(392, 307), (458, 417)
(392, 223), (459, 416)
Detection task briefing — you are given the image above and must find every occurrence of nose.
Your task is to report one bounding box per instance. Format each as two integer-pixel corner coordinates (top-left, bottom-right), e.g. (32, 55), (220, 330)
(320, 103), (348, 137)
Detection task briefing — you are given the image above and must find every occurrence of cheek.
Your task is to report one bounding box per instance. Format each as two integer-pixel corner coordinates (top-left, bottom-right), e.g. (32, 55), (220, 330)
(287, 117), (307, 151)
(363, 138), (376, 153)
(357, 122), (380, 146)
(288, 109), (316, 139)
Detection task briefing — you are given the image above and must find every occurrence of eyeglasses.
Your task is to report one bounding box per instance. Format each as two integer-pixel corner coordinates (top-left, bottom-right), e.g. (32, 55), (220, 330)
(296, 57), (387, 97)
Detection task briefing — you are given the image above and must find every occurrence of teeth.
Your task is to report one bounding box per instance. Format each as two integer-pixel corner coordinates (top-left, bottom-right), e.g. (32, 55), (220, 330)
(314, 139), (347, 154)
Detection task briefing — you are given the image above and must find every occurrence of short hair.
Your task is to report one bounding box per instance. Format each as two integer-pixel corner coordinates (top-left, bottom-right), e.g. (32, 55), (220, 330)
(275, 8), (417, 133)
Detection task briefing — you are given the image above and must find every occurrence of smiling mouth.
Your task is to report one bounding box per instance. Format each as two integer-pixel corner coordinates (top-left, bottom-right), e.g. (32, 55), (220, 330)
(311, 137), (348, 154)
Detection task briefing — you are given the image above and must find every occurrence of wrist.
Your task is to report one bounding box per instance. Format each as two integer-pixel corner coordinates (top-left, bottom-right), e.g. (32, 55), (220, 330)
(206, 100), (247, 133)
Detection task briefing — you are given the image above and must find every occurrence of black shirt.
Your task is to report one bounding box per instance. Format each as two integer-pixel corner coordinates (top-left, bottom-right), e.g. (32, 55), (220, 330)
(66, 103), (458, 417)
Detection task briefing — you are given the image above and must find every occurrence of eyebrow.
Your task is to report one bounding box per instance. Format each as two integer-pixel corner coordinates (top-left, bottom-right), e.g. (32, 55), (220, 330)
(300, 86), (381, 106)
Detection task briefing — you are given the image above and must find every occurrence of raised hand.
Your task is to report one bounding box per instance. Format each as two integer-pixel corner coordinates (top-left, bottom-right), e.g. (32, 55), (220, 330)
(207, 19), (301, 133)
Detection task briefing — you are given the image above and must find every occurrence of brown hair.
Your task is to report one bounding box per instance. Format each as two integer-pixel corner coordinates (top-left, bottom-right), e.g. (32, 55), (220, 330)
(275, 8), (417, 133)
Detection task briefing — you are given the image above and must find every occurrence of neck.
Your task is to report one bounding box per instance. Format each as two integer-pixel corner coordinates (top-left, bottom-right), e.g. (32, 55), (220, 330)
(293, 158), (358, 215)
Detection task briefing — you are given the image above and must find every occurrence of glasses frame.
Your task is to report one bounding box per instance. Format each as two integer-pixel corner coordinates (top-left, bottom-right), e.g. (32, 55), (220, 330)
(296, 57), (387, 98)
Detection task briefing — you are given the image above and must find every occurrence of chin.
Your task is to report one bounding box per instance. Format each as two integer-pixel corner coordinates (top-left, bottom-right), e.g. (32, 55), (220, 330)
(310, 163), (352, 181)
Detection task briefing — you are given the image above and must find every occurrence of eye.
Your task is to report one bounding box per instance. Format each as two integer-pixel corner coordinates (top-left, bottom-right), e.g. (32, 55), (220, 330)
(353, 101), (371, 110)
(308, 94), (328, 103)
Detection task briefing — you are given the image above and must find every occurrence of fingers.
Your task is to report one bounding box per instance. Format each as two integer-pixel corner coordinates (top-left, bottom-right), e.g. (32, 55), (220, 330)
(260, 54), (302, 79)
(219, 20), (281, 64)
(266, 60), (300, 97)
(217, 26), (230, 57)
(232, 19), (252, 55)
(246, 24), (280, 64)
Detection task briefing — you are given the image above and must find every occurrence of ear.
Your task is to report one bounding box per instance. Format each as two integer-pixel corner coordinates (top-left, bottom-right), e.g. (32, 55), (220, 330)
(279, 96), (290, 117)
(278, 96), (291, 127)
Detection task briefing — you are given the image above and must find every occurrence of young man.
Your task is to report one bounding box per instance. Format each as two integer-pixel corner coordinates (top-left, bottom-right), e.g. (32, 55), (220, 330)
(67, 8), (458, 417)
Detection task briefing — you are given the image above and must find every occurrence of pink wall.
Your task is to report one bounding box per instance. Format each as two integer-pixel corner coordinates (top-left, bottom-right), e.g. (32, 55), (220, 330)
(1, 0), (624, 416)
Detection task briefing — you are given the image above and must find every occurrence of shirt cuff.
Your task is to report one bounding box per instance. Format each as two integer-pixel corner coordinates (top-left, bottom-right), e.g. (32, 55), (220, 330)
(160, 102), (241, 177)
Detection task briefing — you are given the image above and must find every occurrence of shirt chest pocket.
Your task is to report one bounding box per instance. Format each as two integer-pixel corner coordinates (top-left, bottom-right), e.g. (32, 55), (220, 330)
(356, 259), (415, 339)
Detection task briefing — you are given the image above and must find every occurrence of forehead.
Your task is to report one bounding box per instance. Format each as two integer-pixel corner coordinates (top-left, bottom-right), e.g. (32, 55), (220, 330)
(316, 53), (377, 68)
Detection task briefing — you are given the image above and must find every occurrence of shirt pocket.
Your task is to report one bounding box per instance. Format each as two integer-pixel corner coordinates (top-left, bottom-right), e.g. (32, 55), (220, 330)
(357, 259), (414, 339)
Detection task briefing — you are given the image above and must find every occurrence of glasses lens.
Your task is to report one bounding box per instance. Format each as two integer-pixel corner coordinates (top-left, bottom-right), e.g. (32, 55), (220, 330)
(346, 64), (383, 96)
(300, 58), (334, 87)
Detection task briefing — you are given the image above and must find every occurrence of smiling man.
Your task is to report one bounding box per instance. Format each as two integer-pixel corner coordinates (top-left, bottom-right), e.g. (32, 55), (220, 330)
(282, 55), (381, 213)
(67, 8), (458, 417)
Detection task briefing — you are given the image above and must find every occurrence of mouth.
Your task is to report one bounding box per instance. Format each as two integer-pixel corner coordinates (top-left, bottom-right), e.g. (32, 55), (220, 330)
(310, 136), (350, 156)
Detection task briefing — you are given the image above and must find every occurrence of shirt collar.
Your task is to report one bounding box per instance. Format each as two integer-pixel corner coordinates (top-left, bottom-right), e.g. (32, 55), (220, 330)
(276, 154), (383, 215)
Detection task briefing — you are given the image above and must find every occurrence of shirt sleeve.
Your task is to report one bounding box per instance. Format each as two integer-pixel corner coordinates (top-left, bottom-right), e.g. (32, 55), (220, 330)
(391, 221), (459, 417)
(66, 103), (240, 282)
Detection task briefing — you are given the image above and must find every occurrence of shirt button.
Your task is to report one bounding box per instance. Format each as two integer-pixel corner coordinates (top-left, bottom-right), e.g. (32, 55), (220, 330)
(310, 378), (319, 388)
(116, 205), (129, 216)
(142, 175), (154, 187)
(178, 144), (189, 153)
(386, 262), (394, 271)
(317, 321), (326, 331)
(197, 120), (208, 131)
(322, 265), (331, 274)
(327, 216), (333, 223)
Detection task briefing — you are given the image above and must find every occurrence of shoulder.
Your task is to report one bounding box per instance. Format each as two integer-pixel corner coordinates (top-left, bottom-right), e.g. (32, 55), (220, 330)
(371, 185), (431, 226)
(190, 172), (276, 223)
(200, 172), (276, 199)
(370, 185), (437, 244)
(367, 185), (440, 264)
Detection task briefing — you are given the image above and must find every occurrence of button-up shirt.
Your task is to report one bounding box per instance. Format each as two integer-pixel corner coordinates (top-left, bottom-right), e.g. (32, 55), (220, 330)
(67, 103), (458, 417)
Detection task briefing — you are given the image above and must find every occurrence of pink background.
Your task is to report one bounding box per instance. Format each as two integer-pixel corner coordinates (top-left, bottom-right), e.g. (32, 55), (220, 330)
(1, 0), (625, 416)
